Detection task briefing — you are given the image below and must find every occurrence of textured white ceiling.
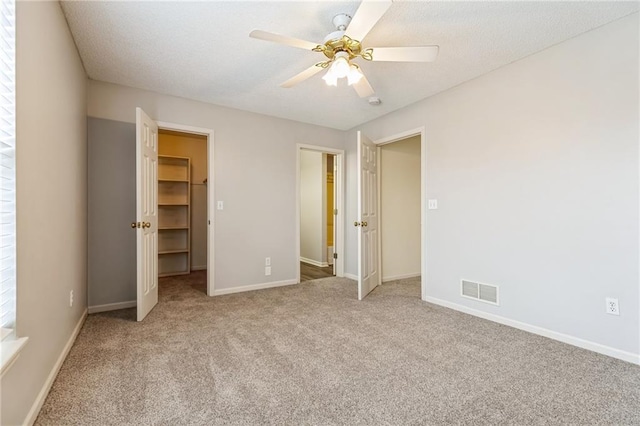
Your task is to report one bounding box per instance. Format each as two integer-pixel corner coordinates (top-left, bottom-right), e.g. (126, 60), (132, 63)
(60, 1), (639, 130)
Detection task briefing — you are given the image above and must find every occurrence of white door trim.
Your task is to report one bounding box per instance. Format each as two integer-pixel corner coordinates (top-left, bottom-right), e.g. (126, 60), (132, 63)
(296, 144), (345, 282)
(156, 121), (215, 297)
(373, 126), (427, 301)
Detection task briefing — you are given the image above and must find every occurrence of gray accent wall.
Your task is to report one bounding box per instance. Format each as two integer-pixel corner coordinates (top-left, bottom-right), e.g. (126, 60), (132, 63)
(88, 118), (136, 307)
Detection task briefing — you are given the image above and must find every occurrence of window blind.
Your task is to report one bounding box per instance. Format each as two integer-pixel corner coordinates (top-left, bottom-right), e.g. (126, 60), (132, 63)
(0, 0), (16, 331)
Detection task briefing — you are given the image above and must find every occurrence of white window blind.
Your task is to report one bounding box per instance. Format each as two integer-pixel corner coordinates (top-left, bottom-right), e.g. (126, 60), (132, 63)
(0, 0), (16, 332)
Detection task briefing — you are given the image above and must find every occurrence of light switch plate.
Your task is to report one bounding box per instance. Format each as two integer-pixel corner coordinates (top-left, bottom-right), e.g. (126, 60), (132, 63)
(428, 199), (438, 210)
(217, 201), (224, 210)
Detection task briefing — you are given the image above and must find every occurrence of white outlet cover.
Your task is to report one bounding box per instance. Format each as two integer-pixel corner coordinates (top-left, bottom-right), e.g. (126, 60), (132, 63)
(605, 297), (619, 315)
(265, 266), (271, 276)
(265, 257), (271, 266)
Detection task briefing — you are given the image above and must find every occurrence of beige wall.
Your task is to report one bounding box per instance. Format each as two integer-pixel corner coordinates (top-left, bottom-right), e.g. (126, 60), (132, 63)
(1, 2), (87, 425)
(87, 80), (345, 292)
(380, 136), (421, 281)
(159, 131), (208, 269)
(345, 13), (639, 358)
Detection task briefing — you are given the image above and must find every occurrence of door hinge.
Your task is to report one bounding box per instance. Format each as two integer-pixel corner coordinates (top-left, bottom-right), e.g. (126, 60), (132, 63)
(333, 253), (338, 260)
(334, 209), (338, 215)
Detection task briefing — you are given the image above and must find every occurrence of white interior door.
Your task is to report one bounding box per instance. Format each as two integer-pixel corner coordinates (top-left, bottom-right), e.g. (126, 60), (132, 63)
(357, 131), (379, 300)
(136, 107), (159, 321)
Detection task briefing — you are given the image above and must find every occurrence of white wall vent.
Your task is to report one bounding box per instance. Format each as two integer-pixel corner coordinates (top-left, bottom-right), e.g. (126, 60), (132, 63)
(461, 280), (499, 305)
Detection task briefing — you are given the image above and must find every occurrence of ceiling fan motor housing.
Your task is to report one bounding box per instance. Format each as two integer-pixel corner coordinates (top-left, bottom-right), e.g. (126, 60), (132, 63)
(317, 13), (372, 62)
(332, 13), (352, 31)
(322, 14), (352, 45)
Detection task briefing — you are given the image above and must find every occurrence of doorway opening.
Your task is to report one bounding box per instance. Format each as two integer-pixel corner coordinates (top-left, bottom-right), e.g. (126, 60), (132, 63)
(135, 108), (214, 321)
(157, 127), (212, 295)
(370, 127), (427, 301)
(296, 144), (345, 283)
(378, 135), (422, 287)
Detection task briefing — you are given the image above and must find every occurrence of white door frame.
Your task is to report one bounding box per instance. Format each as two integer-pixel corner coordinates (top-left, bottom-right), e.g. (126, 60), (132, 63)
(296, 144), (345, 282)
(373, 127), (427, 301)
(156, 121), (215, 297)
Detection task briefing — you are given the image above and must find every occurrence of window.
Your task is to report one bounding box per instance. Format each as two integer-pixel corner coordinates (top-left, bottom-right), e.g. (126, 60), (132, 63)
(0, 0), (25, 377)
(0, 0), (16, 338)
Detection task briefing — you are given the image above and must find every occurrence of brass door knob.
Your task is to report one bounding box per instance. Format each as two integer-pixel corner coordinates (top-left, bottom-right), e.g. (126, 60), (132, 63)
(354, 221), (361, 227)
(362, 221), (368, 227)
(131, 222), (140, 229)
(142, 222), (151, 229)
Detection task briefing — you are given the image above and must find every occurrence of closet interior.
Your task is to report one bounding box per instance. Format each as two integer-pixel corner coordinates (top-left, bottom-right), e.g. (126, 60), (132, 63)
(157, 130), (208, 277)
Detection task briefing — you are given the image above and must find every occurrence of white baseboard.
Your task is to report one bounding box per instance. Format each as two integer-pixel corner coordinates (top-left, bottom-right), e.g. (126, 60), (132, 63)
(344, 273), (358, 281)
(300, 257), (329, 268)
(88, 300), (136, 314)
(25, 309), (87, 425)
(213, 279), (298, 296)
(382, 273), (421, 283)
(191, 266), (207, 271)
(425, 296), (640, 366)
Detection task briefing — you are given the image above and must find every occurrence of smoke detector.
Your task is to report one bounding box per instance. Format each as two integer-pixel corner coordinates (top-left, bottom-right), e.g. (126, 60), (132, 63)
(368, 97), (382, 106)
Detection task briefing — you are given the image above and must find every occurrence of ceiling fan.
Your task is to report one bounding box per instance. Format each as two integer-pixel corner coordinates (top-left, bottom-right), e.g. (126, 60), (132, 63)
(249, 0), (439, 98)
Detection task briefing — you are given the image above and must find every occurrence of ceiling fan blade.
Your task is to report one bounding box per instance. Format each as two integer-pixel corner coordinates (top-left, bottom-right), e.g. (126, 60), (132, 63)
(249, 30), (319, 51)
(345, 0), (393, 42)
(370, 46), (439, 62)
(353, 72), (375, 98)
(281, 64), (324, 88)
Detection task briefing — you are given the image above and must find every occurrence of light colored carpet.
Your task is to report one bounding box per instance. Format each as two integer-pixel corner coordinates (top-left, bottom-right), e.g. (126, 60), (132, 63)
(36, 272), (640, 425)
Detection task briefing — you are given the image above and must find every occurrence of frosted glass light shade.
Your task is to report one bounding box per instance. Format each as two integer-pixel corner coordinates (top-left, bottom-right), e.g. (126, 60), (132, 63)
(332, 56), (350, 78)
(322, 68), (338, 86)
(347, 65), (363, 85)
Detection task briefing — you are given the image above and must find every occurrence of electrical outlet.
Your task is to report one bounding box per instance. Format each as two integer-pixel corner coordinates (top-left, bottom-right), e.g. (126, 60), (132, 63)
(69, 290), (74, 308)
(265, 257), (271, 266)
(265, 266), (271, 276)
(606, 298), (619, 315)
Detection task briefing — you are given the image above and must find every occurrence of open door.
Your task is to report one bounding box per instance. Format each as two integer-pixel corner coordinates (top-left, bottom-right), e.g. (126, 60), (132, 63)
(135, 107), (159, 321)
(357, 131), (379, 300)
